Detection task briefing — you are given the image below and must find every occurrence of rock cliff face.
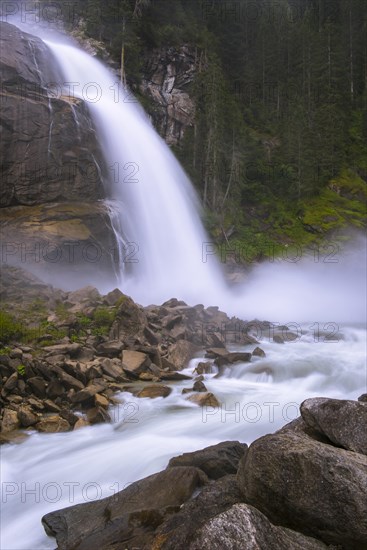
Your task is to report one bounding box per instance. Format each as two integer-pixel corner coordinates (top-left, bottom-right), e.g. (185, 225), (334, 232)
(139, 46), (196, 146)
(0, 22), (117, 288)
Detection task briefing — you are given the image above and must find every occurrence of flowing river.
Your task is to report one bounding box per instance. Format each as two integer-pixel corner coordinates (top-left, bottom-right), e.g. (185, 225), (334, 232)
(0, 21), (366, 549)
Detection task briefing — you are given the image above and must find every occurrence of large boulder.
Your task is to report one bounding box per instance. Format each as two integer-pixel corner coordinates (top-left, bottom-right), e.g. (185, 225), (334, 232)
(168, 441), (247, 480)
(122, 350), (151, 374)
(152, 475), (243, 549)
(136, 385), (172, 399)
(300, 397), (367, 455)
(237, 429), (367, 549)
(166, 340), (200, 370)
(42, 466), (208, 549)
(188, 503), (329, 550)
(186, 392), (220, 408)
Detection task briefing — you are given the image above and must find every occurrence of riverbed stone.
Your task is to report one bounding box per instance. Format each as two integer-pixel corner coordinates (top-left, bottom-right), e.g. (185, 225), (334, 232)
(168, 441), (247, 479)
(136, 385), (172, 399)
(186, 392), (220, 407)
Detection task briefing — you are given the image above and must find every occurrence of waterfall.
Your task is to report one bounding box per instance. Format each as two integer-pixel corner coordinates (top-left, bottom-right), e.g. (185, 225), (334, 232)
(2, 18), (365, 321)
(44, 40), (226, 306)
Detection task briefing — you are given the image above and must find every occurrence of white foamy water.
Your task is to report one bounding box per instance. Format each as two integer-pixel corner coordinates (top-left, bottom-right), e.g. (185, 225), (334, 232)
(0, 23), (366, 550)
(1, 325), (365, 549)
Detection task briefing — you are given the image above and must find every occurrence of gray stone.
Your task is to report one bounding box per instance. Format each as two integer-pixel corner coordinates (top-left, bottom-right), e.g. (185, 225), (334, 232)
(301, 397), (367, 455)
(237, 430), (367, 549)
(189, 503), (328, 550)
(168, 441), (247, 479)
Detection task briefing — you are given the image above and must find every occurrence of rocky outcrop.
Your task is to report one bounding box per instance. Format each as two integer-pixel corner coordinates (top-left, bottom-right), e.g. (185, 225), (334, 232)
(300, 397), (367, 455)
(188, 503), (329, 550)
(140, 46), (196, 146)
(0, 22), (106, 207)
(237, 401), (367, 549)
(168, 441), (247, 480)
(42, 466), (208, 550)
(40, 396), (367, 550)
(1, 266), (259, 437)
(0, 22), (117, 287)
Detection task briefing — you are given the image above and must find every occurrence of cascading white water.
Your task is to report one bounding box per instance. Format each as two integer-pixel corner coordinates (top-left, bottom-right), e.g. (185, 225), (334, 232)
(43, 39), (367, 324)
(0, 24), (366, 550)
(44, 40), (226, 305)
(1, 326), (366, 549)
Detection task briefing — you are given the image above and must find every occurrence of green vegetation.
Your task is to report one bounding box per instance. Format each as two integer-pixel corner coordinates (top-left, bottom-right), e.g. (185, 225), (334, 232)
(0, 311), (23, 344)
(49, 0), (366, 254)
(17, 364), (26, 376)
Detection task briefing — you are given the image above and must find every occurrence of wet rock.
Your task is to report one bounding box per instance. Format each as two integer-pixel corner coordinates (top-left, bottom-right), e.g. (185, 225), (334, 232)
(152, 475), (242, 549)
(43, 399), (61, 413)
(59, 409), (79, 427)
(28, 397), (45, 410)
(46, 378), (65, 399)
(237, 430), (367, 549)
(44, 343), (81, 357)
(103, 288), (124, 306)
(36, 415), (70, 433)
(192, 380), (207, 392)
(168, 441), (247, 480)
(86, 407), (111, 424)
(136, 385), (172, 399)
(122, 350), (151, 374)
(252, 346), (266, 357)
(96, 340), (124, 358)
(144, 325), (160, 345)
(111, 295), (147, 341)
(166, 340), (200, 370)
(67, 286), (101, 306)
(53, 366), (84, 392)
(27, 376), (47, 398)
(300, 397), (367, 455)
(273, 334), (285, 344)
(74, 417), (89, 430)
(42, 466), (207, 550)
(194, 361), (213, 374)
(94, 394), (109, 408)
(17, 406), (38, 427)
(99, 358), (125, 380)
(1, 408), (20, 432)
(159, 371), (191, 381)
(214, 352), (252, 367)
(70, 384), (103, 404)
(205, 347), (229, 359)
(0, 431), (29, 445)
(2, 372), (18, 394)
(187, 392), (220, 408)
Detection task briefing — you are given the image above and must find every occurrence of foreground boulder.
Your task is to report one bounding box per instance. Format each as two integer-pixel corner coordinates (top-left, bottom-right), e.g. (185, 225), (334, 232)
(42, 466), (208, 549)
(237, 429), (367, 548)
(300, 397), (367, 455)
(168, 441), (247, 480)
(152, 475), (243, 549)
(188, 503), (329, 550)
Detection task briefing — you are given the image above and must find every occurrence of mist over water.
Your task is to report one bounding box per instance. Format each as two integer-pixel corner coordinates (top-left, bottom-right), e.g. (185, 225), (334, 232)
(1, 17), (365, 325)
(0, 22), (366, 550)
(41, 37), (366, 327)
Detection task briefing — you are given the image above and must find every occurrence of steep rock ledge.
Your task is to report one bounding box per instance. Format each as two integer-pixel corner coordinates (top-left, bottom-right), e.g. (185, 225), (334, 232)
(0, 22), (117, 285)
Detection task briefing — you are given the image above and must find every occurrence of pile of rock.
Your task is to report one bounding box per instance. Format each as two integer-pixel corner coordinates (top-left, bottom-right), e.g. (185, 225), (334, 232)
(0, 266), (266, 440)
(41, 396), (367, 549)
